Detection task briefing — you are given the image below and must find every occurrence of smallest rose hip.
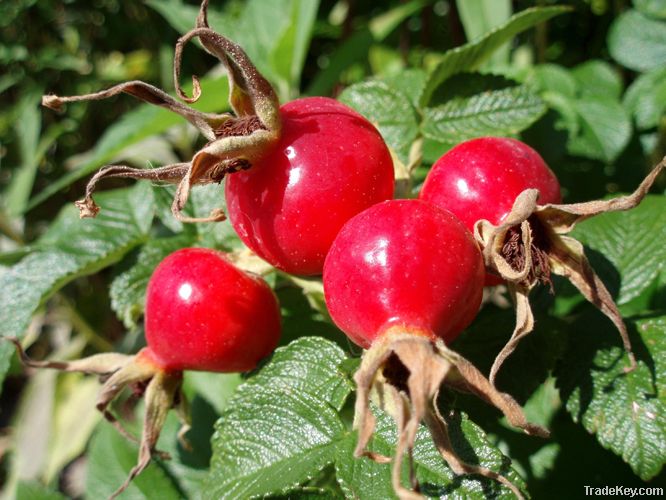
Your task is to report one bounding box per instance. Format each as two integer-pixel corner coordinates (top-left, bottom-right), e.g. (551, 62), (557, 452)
(7, 247), (281, 498)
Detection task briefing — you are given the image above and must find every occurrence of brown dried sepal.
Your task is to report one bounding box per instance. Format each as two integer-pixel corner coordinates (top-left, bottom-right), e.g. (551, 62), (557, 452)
(42, 0), (281, 223)
(5, 337), (190, 500)
(353, 329), (548, 500)
(475, 158), (665, 385)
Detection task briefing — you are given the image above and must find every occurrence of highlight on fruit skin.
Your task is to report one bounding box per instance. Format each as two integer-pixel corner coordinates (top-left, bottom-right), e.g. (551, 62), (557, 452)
(420, 136), (666, 385)
(225, 96), (395, 276)
(323, 199), (548, 500)
(42, 0), (281, 224)
(5, 247), (281, 499)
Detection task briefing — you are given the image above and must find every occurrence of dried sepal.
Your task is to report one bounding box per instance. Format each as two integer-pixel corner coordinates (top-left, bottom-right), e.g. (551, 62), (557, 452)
(475, 158), (665, 384)
(5, 338), (188, 499)
(488, 284), (534, 384)
(42, 0), (281, 223)
(353, 329), (547, 499)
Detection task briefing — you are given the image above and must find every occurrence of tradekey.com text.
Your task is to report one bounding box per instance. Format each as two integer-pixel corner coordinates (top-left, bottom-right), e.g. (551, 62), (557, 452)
(584, 486), (664, 497)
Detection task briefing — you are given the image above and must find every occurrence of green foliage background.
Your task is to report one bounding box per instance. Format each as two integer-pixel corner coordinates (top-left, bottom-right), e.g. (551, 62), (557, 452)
(1, 0), (665, 498)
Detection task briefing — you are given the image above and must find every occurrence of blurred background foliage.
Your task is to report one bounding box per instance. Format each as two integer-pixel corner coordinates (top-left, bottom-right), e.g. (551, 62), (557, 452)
(1, 0), (665, 498)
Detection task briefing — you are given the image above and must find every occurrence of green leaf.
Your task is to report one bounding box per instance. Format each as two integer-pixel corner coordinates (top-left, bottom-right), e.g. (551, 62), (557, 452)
(27, 75), (230, 211)
(338, 80), (419, 164)
(205, 337), (353, 499)
(109, 235), (193, 329)
(152, 183), (243, 250)
(635, 0), (666, 19)
(556, 309), (666, 480)
(146, 0), (235, 38)
(44, 374), (100, 482)
(5, 90), (41, 216)
(456, 0), (512, 69)
(306, 1), (426, 96)
(454, 305), (567, 403)
(379, 69), (428, 110)
(420, 6), (570, 107)
(85, 423), (182, 500)
(528, 63), (577, 98)
(422, 79), (546, 145)
(570, 60), (623, 100)
(0, 184), (154, 387)
(566, 96), (632, 163)
(624, 67), (666, 130)
(183, 371), (242, 415)
(277, 281), (346, 348)
(608, 9), (666, 72)
(6, 369), (57, 495)
(150, 0), (317, 100)
(15, 481), (67, 500)
(335, 407), (527, 499)
(572, 195), (666, 306)
(334, 432), (397, 500)
(269, 0), (320, 99)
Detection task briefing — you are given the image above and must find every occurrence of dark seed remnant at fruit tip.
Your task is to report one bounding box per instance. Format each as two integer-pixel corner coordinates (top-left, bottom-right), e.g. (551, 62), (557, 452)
(382, 352), (410, 393)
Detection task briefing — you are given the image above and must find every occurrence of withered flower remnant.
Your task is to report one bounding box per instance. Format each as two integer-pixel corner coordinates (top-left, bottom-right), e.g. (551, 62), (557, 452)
(475, 159), (665, 384)
(42, 0), (281, 223)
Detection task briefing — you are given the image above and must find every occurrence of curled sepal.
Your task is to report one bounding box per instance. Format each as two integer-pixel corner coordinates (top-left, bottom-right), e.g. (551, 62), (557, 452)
(353, 329), (547, 500)
(5, 338), (188, 499)
(474, 158), (665, 383)
(42, 0), (281, 223)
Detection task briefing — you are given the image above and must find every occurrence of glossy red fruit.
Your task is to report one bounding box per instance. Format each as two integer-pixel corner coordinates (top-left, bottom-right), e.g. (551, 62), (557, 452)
(225, 96), (394, 276)
(323, 199), (484, 349)
(145, 247), (281, 372)
(419, 137), (561, 230)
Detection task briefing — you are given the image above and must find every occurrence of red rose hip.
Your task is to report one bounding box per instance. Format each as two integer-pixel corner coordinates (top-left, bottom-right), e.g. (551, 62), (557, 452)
(419, 136), (561, 286)
(226, 96), (394, 275)
(8, 247), (281, 498)
(323, 199), (546, 498)
(419, 136), (561, 230)
(145, 247), (281, 372)
(323, 199), (484, 348)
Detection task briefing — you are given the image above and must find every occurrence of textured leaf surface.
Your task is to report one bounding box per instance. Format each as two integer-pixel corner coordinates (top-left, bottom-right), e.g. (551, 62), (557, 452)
(572, 195), (666, 306)
(338, 80), (419, 164)
(422, 84), (545, 144)
(608, 9), (666, 71)
(0, 184), (154, 387)
(110, 234), (193, 329)
(420, 6), (569, 106)
(205, 338), (353, 499)
(379, 69), (427, 110)
(335, 407), (527, 499)
(557, 309), (666, 480)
